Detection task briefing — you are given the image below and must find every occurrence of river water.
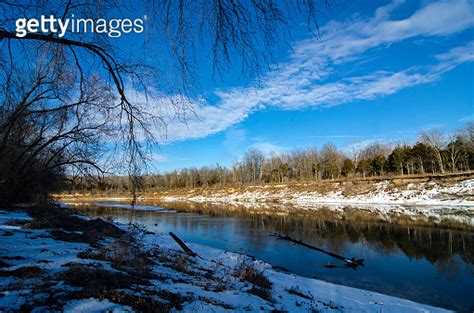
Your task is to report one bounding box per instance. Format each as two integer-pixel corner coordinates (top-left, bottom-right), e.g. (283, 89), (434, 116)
(65, 200), (474, 312)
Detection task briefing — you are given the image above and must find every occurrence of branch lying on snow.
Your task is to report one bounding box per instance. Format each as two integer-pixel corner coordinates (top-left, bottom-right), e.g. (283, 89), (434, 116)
(271, 233), (365, 269)
(169, 232), (198, 257)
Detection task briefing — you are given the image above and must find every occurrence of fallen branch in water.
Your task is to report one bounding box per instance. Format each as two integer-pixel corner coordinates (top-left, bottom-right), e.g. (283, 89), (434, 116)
(323, 263), (362, 269)
(271, 233), (364, 269)
(169, 232), (198, 257)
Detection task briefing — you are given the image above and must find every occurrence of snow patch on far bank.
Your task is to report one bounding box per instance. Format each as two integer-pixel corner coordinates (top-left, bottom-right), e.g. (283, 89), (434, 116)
(164, 179), (474, 208)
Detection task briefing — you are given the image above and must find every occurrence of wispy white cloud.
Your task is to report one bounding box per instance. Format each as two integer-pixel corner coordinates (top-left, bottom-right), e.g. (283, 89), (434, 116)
(435, 40), (474, 64)
(139, 0), (474, 143)
(459, 114), (474, 122)
(249, 142), (288, 157)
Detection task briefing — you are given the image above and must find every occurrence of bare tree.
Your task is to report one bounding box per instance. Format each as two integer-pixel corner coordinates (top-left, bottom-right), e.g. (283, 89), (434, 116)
(0, 44), (114, 202)
(460, 122), (474, 150)
(0, 0), (329, 203)
(320, 143), (342, 179)
(242, 148), (265, 184)
(420, 129), (447, 174)
(445, 133), (465, 172)
(358, 143), (391, 176)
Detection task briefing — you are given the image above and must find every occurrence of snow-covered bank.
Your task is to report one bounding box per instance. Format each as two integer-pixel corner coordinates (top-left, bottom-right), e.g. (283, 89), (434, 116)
(161, 179), (474, 209)
(144, 234), (450, 313)
(154, 179), (474, 228)
(0, 207), (451, 312)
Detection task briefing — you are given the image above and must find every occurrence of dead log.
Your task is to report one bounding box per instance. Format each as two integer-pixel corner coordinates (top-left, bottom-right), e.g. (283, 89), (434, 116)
(169, 232), (198, 257)
(324, 263), (361, 269)
(271, 233), (364, 269)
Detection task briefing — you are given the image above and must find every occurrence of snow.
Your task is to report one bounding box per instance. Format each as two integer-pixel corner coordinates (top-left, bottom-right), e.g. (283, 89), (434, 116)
(160, 179), (474, 227)
(141, 231), (450, 313)
(163, 179), (474, 208)
(0, 210), (119, 312)
(63, 298), (133, 313)
(0, 208), (453, 312)
(0, 212), (92, 272)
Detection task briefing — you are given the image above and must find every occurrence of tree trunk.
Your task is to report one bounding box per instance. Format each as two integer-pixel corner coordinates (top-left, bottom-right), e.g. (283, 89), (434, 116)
(419, 157), (424, 174)
(435, 150), (444, 174)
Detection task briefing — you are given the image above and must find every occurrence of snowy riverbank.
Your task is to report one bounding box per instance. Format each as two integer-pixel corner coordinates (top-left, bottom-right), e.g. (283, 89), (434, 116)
(160, 179), (474, 209)
(0, 207), (451, 312)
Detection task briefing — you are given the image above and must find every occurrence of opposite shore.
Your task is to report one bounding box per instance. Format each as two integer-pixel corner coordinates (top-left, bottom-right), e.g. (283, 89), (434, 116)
(58, 172), (474, 209)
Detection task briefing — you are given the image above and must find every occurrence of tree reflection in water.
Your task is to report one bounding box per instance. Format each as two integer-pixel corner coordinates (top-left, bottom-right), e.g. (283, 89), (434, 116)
(68, 200), (474, 311)
(71, 200), (473, 266)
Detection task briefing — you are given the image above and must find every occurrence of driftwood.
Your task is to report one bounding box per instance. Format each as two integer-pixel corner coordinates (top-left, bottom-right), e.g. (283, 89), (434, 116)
(169, 232), (198, 257)
(271, 233), (364, 269)
(323, 263), (360, 269)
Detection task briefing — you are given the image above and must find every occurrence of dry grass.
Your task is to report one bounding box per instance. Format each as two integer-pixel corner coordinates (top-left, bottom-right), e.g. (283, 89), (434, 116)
(65, 289), (171, 313)
(0, 266), (44, 279)
(16, 206), (125, 243)
(77, 239), (157, 280)
(58, 263), (150, 289)
(235, 262), (272, 290)
(234, 261), (273, 302)
(248, 285), (273, 302)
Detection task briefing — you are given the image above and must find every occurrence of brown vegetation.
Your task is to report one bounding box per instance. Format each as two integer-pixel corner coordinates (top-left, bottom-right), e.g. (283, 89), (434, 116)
(61, 125), (474, 197)
(235, 262), (273, 302)
(57, 170), (474, 203)
(0, 266), (44, 279)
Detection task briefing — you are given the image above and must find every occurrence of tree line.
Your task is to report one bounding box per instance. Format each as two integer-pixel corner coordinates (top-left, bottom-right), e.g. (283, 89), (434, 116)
(70, 123), (474, 192)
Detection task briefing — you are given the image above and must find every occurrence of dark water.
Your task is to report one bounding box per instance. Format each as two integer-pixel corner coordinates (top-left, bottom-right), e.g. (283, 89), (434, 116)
(67, 200), (474, 312)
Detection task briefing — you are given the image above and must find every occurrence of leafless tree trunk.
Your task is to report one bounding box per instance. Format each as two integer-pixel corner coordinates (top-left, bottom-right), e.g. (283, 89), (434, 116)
(421, 130), (446, 174)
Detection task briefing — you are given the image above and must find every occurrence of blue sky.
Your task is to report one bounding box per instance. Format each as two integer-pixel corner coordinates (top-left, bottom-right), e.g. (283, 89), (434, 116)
(141, 0), (474, 172)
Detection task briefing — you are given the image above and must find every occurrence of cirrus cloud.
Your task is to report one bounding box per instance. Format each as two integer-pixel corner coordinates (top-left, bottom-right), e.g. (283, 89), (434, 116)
(137, 0), (474, 144)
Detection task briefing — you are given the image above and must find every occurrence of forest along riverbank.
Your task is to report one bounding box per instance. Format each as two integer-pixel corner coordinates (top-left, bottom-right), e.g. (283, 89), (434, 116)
(0, 205), (452, 312)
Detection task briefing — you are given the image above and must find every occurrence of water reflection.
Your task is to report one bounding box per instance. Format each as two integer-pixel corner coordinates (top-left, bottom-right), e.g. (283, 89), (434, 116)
(66, 200), (474, 312)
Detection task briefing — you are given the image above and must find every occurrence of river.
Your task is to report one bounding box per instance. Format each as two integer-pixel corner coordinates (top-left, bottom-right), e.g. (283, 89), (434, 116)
(64, 200), (474, 312)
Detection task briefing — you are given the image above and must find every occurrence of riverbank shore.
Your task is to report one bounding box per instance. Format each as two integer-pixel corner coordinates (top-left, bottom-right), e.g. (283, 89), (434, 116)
(58, 176), (474, 209)
(0, 205), (451, 312)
